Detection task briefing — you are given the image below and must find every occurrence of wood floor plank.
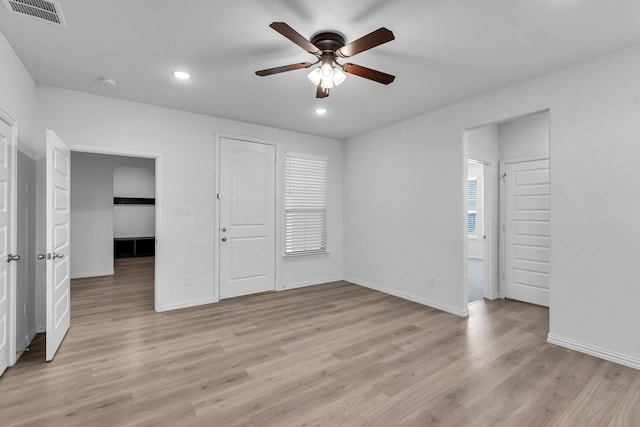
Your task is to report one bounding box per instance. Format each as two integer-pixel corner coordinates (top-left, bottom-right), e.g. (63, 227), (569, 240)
(0, 257), (638, 426)
(553, 361), (638, 427)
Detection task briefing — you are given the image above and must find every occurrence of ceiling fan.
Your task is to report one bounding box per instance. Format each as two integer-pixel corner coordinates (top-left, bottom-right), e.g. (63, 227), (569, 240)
(255, 22), (395, 98)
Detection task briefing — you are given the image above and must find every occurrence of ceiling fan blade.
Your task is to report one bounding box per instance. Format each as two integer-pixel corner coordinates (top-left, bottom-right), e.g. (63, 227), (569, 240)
(336, 27), (395, 58)
(255, 62), (313, 76)
(270, 22), (321, 55)
(342, 63), (395, 85)
(316, 84), (329, 98)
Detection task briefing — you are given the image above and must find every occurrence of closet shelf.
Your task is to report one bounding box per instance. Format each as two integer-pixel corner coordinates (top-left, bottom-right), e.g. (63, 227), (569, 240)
(114, 197), (155, 205)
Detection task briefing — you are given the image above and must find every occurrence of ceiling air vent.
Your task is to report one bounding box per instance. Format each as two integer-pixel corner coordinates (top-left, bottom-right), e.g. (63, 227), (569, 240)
(3, 0), (66, 27)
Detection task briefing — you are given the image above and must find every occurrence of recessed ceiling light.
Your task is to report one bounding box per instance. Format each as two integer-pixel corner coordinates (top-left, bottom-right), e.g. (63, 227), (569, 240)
(172, 70), (191, 80)
(315, 108), (327, 115)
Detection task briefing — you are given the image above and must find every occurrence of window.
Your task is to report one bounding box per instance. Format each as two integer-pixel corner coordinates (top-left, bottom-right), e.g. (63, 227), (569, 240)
(285, 153), (327, 256)
(467, 178), (477, 237)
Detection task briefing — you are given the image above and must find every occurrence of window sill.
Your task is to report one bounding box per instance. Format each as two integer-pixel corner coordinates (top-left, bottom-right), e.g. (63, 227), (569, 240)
(283, 251), (330, 260)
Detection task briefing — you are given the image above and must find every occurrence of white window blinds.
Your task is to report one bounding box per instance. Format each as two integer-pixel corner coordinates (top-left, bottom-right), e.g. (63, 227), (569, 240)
(285, 154), (327, 256)
(467, 178), (477, 237)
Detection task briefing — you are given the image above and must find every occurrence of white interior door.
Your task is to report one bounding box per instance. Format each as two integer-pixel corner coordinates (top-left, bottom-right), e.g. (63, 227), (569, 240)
(46, 130), (71, 361)
(219, 138), (275, 299)
(0, 115), (16, 375)
(503, 158), (550, 306)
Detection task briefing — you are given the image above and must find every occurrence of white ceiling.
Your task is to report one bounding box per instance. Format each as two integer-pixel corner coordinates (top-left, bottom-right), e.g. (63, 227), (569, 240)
(1, 0), (640, 139)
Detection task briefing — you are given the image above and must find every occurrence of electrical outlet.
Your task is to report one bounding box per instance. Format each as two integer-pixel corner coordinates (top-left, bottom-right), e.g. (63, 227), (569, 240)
(184, 275), (192, 287)
(429, 275), (436, 287)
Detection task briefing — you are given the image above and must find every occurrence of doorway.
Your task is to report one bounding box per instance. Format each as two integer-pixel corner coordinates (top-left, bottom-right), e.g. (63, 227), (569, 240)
(465, 110), (550, 308)
(69, 150), (158, 302)
(467, 159), (487, 303)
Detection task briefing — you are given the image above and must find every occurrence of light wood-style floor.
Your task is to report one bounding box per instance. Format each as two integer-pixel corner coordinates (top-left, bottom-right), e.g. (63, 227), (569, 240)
(0, 258), (638, 426)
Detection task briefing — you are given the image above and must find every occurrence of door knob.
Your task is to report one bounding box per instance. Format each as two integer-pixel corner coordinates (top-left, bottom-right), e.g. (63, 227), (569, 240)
(221, 227), (227, 232)
(221, 237), (227, 242)
(37, 253), (48, 260)
(53, 253), (64, 259)
(7, 254), (20, 262)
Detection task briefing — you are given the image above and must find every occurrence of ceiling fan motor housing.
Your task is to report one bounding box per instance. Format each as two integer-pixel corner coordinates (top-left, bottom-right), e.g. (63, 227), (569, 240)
(310, 31), (346, 54)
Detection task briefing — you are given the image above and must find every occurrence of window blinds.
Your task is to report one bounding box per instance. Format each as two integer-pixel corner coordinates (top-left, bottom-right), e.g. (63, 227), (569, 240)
(285, 154), (327, 255)
(467, 178), (477, 236)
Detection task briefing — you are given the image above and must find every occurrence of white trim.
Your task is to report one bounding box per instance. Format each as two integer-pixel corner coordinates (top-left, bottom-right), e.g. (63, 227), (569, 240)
(283, 251), (331, 259)
(345, 276), (469, 317)
(215, 133), (278, 302)
(0, 108), (17, 368)
(36, 324), (46, 333)
(67, 144), (163, 312)
(70, 269), (114, 280)
(284, 151), (327, 161)
(547, 333), (640, 370)
(502, 155), (549, 165)
(159, 298), (217, 312)
(68, 144), (158, 159)
(278, 276), (342, 291)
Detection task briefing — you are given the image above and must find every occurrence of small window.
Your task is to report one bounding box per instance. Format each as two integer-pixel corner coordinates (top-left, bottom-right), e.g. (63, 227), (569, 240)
(285, 154), (327, 256)
(467, 178), (477, 237)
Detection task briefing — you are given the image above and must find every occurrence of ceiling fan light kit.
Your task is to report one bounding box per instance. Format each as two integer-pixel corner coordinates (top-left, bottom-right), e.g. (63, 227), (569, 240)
(256, 22), (395, 98)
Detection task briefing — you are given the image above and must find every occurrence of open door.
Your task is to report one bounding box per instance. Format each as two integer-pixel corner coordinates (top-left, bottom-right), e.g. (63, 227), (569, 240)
(45, 130), (71, 361)
(0, 113), (17, 375)
(502, 158), (550, 306)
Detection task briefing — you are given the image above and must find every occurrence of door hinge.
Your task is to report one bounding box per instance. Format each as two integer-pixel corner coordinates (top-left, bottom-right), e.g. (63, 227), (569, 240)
(216, 193), (220, 200)
(501, 172), (507, 183)
(502, 224), (506, 232)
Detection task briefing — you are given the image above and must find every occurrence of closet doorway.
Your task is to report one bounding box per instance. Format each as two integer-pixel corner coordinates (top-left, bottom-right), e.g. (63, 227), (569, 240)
(69, 147), (161, 310)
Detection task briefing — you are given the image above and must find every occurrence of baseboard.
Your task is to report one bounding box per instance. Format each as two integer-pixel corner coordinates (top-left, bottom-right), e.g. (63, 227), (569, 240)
(159, 298), (217, 312)
(547, 333), (640, 370)
(15, 328), (37, 361)
(278, 276), (343, 291)
(71, 269), (115, 279)
(344, 276), (469, 317)
(36, 325), (46, 333)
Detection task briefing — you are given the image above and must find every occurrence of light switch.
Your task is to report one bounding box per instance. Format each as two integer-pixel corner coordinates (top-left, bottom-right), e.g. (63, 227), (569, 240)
(174, 205), (192, 216)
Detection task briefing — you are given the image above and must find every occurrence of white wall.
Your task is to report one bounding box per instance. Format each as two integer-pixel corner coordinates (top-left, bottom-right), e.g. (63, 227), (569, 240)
(0, 32), (38, 150)
(15, 150), (36, 354)
(498, 111), (549, 160)
(37, 86), (344, 310)
(0, 31), (41, 336)
(113, 165), (155, 239)
(113, 166), (155, 198)
(70, 153), (156, 278)
(344, 44), (640, 368)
